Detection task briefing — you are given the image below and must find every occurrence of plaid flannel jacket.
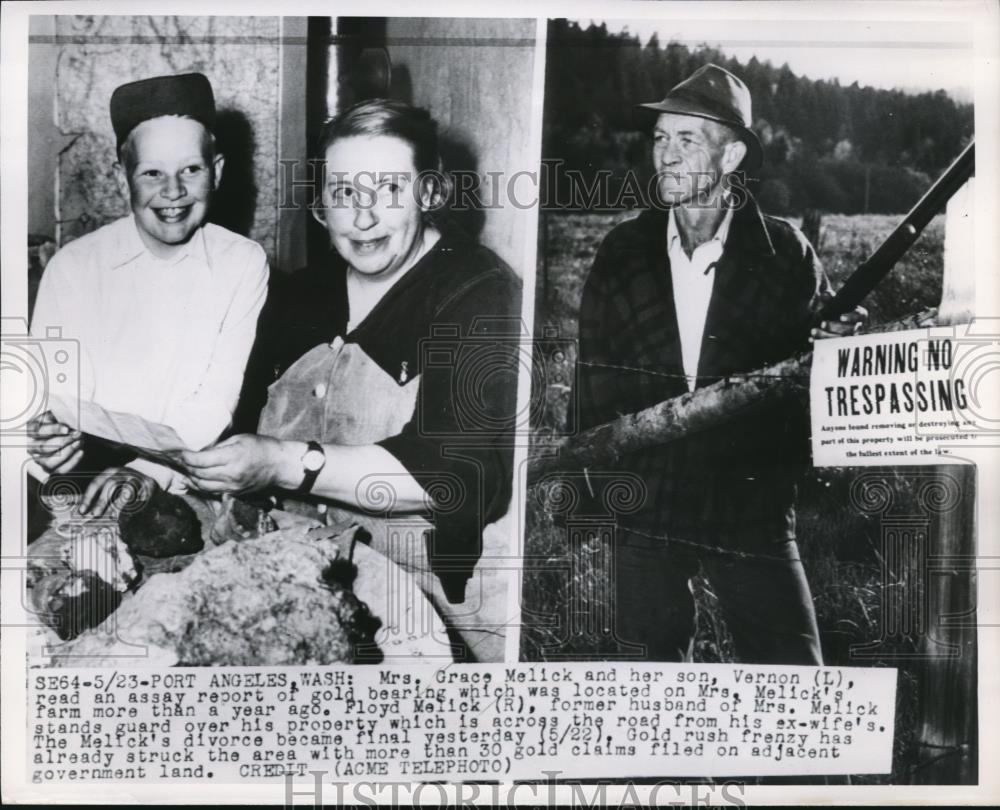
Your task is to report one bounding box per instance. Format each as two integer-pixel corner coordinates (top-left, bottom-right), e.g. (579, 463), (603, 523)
(573, 195), (831, 548)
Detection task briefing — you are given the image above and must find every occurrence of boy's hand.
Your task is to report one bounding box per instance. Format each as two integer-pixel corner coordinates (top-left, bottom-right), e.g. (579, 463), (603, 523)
(28, 411), (83, 474)
(79, 467), (157, 518)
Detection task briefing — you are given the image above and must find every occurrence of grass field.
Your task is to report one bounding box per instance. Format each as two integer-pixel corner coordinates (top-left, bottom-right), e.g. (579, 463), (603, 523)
(521, 210), (973, 784)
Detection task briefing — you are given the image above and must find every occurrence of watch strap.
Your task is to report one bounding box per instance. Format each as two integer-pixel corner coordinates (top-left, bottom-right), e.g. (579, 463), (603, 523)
(296, 440), (325, 495)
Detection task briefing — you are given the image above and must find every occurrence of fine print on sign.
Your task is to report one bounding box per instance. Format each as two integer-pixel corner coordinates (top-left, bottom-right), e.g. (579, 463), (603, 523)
(810, 322), (996, 466)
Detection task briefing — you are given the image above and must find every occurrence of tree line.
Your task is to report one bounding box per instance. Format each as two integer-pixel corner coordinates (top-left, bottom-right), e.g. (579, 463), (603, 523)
(543, 19), (974, 215)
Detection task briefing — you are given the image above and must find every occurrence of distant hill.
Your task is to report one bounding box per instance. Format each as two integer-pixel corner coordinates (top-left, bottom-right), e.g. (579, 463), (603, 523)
(543, 19), (974, 215)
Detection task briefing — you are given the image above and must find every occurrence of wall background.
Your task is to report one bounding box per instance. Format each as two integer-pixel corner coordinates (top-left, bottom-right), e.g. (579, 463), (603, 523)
(384, 17), (537, 274)
(36, 16), (283, 265)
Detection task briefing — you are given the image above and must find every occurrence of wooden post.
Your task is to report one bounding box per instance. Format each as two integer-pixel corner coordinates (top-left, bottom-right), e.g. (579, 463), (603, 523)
(912, 465), (977, 784)
(911, 179), (978, 784)
(938, 179), (975, 326)
(802, 208), (823, 250)
(542, 210), (549, 307)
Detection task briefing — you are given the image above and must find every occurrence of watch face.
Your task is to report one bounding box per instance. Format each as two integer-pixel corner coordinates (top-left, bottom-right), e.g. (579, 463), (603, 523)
(303, 449), (325, 472)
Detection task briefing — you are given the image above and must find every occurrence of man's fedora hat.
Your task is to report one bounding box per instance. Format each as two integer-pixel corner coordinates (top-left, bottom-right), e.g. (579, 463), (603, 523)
(637, 63), (764, 171)
(110, 72), (216, 151)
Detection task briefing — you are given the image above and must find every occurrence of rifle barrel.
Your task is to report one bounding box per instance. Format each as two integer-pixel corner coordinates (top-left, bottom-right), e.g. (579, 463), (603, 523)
(819, 140), (975, 320)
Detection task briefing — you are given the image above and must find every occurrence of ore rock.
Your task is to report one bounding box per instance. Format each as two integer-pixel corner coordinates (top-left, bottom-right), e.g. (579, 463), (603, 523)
(118, 489), (204, 557)
(49, 524), (382, 666)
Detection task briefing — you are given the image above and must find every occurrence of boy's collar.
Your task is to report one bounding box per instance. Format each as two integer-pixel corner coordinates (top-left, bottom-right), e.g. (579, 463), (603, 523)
(111, 214), (212, 269)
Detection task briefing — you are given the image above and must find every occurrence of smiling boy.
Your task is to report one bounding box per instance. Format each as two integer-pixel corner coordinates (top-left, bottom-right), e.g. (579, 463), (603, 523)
(29, 73), (268, 514)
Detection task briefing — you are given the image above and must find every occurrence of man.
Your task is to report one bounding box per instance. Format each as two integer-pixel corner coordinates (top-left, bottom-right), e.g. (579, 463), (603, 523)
(28, 73), (268, 516)
(574, 64), (864, 664)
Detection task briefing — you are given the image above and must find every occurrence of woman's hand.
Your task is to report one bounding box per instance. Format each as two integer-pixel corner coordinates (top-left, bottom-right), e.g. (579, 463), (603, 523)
(28, 411), (83, 475)
(180, 434), (289, 495)
(183, 436), (430, 511)
(79, 467), (157, 518)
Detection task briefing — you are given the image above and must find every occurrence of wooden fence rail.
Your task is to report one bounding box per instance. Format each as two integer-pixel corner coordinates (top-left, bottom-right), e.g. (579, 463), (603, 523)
(527, 311), (936, 483)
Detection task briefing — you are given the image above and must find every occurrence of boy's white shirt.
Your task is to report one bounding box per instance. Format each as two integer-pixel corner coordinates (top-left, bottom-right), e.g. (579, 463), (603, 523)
(30, 214), (269, 490)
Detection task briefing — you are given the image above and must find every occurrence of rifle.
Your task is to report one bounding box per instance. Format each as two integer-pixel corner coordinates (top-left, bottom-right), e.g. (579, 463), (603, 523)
(819, 140), (975, 320)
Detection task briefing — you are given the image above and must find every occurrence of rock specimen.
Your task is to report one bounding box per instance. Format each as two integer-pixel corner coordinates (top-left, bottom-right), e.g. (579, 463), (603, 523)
(118, 488), (203, 557)
(31, 570), (123, 641)
(209, 496), (278, 546)
(27, 522), (141, 639)
(50, 525), (382, 666)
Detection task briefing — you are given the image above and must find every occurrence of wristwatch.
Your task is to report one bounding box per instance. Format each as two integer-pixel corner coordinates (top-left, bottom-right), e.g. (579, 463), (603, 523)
(297, 441), (326, 494)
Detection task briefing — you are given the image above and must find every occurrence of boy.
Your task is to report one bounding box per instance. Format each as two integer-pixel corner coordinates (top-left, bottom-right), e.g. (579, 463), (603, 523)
(29, 73), (268, 516)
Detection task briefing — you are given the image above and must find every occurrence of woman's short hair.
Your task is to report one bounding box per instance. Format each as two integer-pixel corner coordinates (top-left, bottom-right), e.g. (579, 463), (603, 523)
(314, 98), (452, 214)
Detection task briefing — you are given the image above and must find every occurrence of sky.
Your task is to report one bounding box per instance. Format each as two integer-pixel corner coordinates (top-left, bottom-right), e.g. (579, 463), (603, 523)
(573, 17), (974, 101)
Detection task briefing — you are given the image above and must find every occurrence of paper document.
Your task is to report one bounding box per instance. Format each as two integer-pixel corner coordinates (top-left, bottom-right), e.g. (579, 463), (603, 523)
(47, 393), (203, 459)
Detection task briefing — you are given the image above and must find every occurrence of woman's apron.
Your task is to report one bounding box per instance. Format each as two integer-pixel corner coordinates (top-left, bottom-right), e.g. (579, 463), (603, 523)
(258, 336), (509, 663)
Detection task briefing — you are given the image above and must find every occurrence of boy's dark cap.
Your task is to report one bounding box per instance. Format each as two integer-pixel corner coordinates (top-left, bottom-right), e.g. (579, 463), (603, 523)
(110, 73), (215, 149)
(637, 63), (763, 171)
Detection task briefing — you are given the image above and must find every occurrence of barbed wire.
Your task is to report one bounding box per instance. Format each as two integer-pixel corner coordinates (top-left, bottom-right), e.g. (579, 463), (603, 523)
(908, 741), (971, 777)
(593, 524), (806, 563)
(573, 358), (809, 387)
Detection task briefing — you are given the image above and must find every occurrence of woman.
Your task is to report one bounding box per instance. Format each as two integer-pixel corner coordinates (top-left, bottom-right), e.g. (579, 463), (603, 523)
(180, 99), (522, 662)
